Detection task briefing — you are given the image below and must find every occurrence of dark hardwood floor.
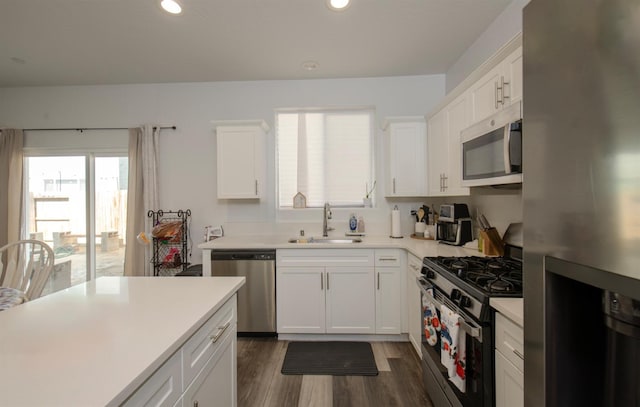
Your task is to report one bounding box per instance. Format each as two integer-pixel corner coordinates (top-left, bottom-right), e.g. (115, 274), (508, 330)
(237, 338), (434, 407)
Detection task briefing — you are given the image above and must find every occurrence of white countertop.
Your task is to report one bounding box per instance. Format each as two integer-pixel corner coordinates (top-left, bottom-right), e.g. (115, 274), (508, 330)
(199, 234), (483, 259)
(0, 276), (245, 407)
(490, 297), (524, 327)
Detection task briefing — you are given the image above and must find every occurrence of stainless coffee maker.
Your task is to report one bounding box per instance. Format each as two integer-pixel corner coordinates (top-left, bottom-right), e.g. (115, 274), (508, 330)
(435, 203), (473, 246)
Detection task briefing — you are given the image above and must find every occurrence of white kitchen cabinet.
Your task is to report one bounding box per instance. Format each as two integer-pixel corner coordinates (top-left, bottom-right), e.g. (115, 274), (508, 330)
(326, 267), (376, 334)
(383, 117), (427, 197)
(427, 93), (471, 197)
(182, 322), (237, 407)
(494, 312), (524, 407)
(406, 253), (422, 356)
(124, 296), (238, 407)
(374, 249), (404, 334)
(470, 46), (523, 123)
(276, 266), (326, 333)
(213, 120), (269, 199)
(276, 249), (375, 334)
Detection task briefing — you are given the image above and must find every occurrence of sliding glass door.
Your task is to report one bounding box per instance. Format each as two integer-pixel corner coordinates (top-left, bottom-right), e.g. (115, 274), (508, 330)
(24, 154), (128, 294)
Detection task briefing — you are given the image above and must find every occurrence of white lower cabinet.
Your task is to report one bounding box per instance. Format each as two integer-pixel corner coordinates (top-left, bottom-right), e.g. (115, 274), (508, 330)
(406, 253), (422, 356)
(180, 323), (237, 407)
(495, 351), (524, 407)
(123, 296), (238, 407)
(325, 267), (376, 333)
(494, 312), (524, 407)
(276, 249), (376, 334)
(374, 249), (404, 334)
(277, 266), (326, 333)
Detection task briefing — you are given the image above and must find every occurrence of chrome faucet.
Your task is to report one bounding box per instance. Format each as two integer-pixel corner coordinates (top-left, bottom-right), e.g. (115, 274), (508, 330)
(322, 202), (333, 237)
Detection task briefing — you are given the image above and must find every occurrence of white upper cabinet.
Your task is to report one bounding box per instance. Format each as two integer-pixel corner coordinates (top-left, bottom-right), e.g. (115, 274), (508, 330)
(427, 93), (471, 197)
(470, 46), (523, 123)
(383, 117), (427, 197)
(213, 120), (269, 199)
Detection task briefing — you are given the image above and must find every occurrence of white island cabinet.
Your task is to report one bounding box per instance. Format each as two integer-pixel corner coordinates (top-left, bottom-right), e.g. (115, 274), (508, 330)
(0, 276), (245, 407)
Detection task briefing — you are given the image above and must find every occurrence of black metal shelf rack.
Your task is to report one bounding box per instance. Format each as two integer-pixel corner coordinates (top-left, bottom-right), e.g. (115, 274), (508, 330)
(148, 209), (191, 276)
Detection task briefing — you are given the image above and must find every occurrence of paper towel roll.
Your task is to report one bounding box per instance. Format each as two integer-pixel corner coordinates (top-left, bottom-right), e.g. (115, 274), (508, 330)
(391, 206), (402, 238)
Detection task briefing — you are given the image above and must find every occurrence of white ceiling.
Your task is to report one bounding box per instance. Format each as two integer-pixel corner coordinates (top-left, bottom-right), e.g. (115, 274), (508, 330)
(0, 0), (512, 87)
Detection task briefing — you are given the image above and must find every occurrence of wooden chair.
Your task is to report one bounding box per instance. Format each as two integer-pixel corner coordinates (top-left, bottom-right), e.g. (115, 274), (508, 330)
(0, 239), (54, 301)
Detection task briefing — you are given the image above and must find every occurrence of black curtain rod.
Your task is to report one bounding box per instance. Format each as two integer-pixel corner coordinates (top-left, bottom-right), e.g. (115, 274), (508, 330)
(1, 126), (177, 132)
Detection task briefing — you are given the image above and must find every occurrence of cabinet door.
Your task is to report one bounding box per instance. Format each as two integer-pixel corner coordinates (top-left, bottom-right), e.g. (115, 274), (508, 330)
(325, 267), (375, 334)
(444, 94), (471, 196)
(406, 255), (422, 356)
(276, 267), (325, 333)
(503, 46), (523, 106)
(426, 109), (448, 196)
(386, 119), (427, 197)
(216, 125), (265, 199)
(470, 65), (502, 123)
(375, 266), (402, 334)
(183, 325), (237, 407)
(495, 351), (524, 407)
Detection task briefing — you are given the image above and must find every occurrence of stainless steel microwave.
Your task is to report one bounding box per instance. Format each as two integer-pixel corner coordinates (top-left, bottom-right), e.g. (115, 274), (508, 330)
(460, 101), (522, 187)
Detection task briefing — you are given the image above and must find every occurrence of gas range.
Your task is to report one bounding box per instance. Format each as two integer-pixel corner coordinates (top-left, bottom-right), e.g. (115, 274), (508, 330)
(419, 223), (524, 323)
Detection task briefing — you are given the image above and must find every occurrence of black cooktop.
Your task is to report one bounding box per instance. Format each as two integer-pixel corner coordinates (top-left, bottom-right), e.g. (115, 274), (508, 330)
(424, 255), (523, 297)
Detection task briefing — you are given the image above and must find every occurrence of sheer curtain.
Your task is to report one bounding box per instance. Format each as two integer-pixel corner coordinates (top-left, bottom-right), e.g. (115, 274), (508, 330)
(0, 129), (24, 248)
(124, 125), (159, 277)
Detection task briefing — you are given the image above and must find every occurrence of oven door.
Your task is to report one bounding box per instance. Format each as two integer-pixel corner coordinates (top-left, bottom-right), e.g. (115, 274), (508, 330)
(417, 277), (488, 407)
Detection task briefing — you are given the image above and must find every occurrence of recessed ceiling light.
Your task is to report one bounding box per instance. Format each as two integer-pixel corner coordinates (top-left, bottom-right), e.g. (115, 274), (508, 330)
(302, 61), (319, 71)
(161, 0), (182, 14)
(327, 0), (350, 11)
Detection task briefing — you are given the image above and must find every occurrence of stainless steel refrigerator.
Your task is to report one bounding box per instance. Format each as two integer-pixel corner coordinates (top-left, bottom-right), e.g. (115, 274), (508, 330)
(524, 0), (640, 406)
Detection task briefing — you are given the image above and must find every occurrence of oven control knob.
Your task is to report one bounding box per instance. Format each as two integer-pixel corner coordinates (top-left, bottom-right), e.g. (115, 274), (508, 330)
(422, 267), (435, 279)
(451, 289), (461, 301)
(459, 296), (472, 309)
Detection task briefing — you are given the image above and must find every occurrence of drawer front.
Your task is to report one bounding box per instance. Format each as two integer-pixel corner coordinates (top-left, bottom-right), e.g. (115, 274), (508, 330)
(495, 312), (524, 371)
(277, 249), (374, 267)
(182, 296), (237, 386)
(374, 249), (403, 267)
(122, 350), (182, 407)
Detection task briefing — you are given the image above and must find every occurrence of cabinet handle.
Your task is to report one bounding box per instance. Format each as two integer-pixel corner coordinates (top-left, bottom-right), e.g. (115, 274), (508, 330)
(377, 272), (380, 290)
(443, 174), (448, 190)
(378, 257), (396, 261)
(210, 321), (231, 343)
(501, 76), (510, 103)
(392, 178), (396, 194)
(495, 81), (499, 109)
(255, 180), (258, 195)
(513, 349), (524, 360)
(320, 273), (323, 290)
(326, 273), (330, 290)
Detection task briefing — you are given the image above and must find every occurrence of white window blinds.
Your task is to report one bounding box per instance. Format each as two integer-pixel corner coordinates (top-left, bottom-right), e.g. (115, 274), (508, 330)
(277, 108), (374, 208)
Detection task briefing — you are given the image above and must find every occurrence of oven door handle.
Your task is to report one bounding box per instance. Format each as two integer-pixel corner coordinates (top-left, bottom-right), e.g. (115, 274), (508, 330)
(417, 278), (483, 341)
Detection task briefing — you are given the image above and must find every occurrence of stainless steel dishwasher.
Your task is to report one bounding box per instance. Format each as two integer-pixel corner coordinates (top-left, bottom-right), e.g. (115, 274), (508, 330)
(211, 250), (276, 336)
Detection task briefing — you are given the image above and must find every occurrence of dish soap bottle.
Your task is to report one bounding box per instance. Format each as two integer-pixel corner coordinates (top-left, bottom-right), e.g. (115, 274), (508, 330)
(349, 213), (358, 232)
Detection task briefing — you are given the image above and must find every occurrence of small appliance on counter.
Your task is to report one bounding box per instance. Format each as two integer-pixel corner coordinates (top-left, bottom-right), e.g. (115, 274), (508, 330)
(204, 225), (224, 241)
(435, 203), (473, 246)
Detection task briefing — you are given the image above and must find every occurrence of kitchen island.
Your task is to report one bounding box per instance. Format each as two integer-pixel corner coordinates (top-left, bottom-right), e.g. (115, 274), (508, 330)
(0, 276), (245, 406)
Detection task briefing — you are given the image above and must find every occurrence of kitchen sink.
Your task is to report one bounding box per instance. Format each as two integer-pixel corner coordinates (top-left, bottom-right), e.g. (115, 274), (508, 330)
(287, 237), (362, 244)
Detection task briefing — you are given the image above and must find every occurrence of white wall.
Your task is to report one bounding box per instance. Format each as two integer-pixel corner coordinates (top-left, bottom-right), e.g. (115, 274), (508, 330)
(0, 75), (446, 262)
(445, 0), (530, 93)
